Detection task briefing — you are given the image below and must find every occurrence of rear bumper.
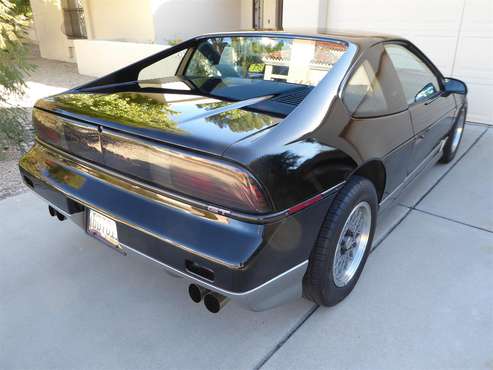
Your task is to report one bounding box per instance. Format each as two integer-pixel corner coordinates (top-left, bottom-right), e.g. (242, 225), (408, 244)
(20, 141), (338, 310)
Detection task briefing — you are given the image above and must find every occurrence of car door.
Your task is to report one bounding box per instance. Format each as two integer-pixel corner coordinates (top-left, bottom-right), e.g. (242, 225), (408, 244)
(384, 43), (457, 172)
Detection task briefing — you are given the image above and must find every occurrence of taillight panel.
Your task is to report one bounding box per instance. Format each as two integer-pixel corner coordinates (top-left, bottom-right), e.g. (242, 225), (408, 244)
(33, 109), (271, 214)
(101, 129), (271, 213)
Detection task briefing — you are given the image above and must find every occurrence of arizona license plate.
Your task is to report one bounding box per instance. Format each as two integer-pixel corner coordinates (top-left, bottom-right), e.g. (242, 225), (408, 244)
(87, 209), (121, 251)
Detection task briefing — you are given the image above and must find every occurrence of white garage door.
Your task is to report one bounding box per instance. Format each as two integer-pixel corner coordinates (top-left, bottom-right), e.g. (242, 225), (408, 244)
(326, 0), (493, 124)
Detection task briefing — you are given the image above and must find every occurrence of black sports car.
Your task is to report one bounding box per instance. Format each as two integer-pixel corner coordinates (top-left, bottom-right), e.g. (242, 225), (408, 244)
(19, 30), (467, 313)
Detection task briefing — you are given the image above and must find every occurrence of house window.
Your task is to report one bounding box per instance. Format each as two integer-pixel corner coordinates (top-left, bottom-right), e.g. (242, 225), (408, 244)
(62, 0), (87, 39)
(253, 0), (283, 29)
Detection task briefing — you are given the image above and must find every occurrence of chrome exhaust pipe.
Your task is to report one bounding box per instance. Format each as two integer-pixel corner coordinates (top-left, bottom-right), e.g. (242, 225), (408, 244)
(188, 284), (209, 303)
(48, 206), (56, 217)
(204, 292), (229, 313)
(49, 205), (66, 221)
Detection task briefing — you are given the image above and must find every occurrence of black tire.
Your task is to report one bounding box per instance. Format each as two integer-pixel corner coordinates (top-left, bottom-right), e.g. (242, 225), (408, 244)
(440, 107), (466, 164)
(303, 176), (378, 306)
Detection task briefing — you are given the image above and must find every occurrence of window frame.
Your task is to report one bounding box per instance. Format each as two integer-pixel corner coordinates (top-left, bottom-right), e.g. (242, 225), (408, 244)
(61, 0), (87, 40)
(382, 41), (446, 107)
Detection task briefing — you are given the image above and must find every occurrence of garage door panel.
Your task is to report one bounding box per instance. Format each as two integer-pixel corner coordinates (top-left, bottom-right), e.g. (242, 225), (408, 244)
(409, 36), (457, 75)
(327, 0), (463, 33)
(462, 83), (493, 123)
(460, 0), (493, 36)
(454, 36), (493, 83)
(452, 0), (493, 124)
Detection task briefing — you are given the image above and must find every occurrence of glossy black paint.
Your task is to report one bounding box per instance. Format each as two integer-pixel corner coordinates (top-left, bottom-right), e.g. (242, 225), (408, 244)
(20, 30), (468, 293)
(20, 142), (335, 291)
(444, 77), (468, 95)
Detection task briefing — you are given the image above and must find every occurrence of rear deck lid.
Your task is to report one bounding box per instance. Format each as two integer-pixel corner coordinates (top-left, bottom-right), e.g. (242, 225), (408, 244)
(35, 77), (285, 156)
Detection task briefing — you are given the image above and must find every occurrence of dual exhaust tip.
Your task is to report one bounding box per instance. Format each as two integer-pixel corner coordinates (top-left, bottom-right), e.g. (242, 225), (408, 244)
(188, 284), (229, 313)
(48, 205), (66, 221)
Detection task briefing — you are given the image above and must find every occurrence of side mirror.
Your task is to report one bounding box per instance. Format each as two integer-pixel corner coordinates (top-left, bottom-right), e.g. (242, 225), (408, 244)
(443, 78), (467, 95)
(415, 83), (437, 103)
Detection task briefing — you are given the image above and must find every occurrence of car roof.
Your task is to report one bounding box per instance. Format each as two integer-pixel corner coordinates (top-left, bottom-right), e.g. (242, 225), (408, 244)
(199, 28), (403, 49)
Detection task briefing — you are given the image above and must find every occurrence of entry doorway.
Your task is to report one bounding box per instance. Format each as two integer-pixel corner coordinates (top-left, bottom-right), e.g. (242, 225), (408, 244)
(253, 0), (283, 29)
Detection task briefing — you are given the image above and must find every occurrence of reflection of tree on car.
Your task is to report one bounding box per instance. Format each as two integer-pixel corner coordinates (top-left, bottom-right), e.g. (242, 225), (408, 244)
(45, 160), (85, 190)
(197, 102), (275, 132)
(54, 93), (180, 132)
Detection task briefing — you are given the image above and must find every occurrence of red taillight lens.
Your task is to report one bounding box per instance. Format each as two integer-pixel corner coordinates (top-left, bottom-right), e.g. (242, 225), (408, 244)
(33, 109), (63, 146)
(169, 152), (270, 213)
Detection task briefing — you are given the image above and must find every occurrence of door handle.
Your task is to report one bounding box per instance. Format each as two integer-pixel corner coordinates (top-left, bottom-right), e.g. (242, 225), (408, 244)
(424, 92), (443, 106)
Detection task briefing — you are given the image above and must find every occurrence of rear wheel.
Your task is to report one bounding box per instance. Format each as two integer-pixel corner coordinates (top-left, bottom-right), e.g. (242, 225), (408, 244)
(440, 107), (466, 164)
(303, 176), (377, 306)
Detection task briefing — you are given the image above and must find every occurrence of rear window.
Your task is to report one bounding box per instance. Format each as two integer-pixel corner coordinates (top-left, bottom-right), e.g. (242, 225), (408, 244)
(139, 36), (348, 87)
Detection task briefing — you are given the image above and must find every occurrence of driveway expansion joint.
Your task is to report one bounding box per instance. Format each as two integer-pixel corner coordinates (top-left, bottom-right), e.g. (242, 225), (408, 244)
(255, 304), (319, 369)
(414, 125), (488, 210)
(411, 208), (493, 234)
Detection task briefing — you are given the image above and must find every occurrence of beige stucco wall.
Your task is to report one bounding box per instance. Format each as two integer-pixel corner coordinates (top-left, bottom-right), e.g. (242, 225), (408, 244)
(282, 0), (322, 29)
(30, 0), (75, 62)
(74, 39), (169, 77)
(84, 0), (155, 42)
(241, 0), (253, 29)
(150, 0), (242, 43)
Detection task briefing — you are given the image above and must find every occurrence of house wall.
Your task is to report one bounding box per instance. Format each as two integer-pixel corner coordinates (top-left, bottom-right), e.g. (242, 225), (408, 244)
(29, 0), (74, 62)
(282, 0), (322, 29)
(85, 0), (155, 42)
(150, 0), (242, 43)
(74, 40), (169, 77)
(241, 0), (253, 29)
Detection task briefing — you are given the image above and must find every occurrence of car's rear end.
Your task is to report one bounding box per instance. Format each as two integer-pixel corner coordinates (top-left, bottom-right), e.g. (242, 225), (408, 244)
(20, 108), (338, 311)
(19, 32), (353, 311)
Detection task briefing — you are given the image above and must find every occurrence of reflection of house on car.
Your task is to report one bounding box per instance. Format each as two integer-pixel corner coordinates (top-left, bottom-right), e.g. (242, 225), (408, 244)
(27, 0), (493, 124)
(263, 40), (346, 86)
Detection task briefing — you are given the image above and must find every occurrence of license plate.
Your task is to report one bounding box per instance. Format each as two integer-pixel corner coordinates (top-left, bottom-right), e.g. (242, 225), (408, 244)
(87, 209), (122, 251)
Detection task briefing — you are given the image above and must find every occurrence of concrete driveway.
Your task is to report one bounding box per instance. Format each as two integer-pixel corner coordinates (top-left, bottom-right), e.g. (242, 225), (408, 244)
(1, 123), (491, 370)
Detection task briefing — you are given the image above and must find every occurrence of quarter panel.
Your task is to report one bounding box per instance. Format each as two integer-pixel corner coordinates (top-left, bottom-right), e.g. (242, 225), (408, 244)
(342, 110), (414, 195)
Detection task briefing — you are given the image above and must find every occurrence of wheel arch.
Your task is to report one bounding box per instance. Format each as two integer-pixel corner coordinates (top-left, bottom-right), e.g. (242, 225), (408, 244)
(349, 159), (387, 202)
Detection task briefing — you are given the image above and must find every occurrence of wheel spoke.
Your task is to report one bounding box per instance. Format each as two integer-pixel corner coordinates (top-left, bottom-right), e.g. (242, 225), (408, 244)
(332, 201), (372, 287)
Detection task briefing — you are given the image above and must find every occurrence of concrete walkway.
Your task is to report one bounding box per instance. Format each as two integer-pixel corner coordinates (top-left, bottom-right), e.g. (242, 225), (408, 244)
(0, 124), (491, 370)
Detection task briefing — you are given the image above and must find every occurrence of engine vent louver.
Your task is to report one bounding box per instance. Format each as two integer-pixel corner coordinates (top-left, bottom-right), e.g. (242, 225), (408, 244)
(273, 88), (311, 106)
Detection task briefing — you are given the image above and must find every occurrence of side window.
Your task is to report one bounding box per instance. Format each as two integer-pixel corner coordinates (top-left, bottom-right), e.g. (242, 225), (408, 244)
(138, 49), (187, 81)
(384, 44), (440, 104)
(343, 61), (388, 117)
(342, 45), (407, 117)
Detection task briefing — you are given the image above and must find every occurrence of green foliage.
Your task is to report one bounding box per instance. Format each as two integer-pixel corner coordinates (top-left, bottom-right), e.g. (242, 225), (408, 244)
(167, 38), (182, 46)
(0, 0), (34, 100)
(0, 105), (28, 147)
(248, 63), (264, 73)
(0, 0), (35, 151)
(12, 0), (31, 16)
(54, 93), (181, 132)
(197, 102), (275, 133)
